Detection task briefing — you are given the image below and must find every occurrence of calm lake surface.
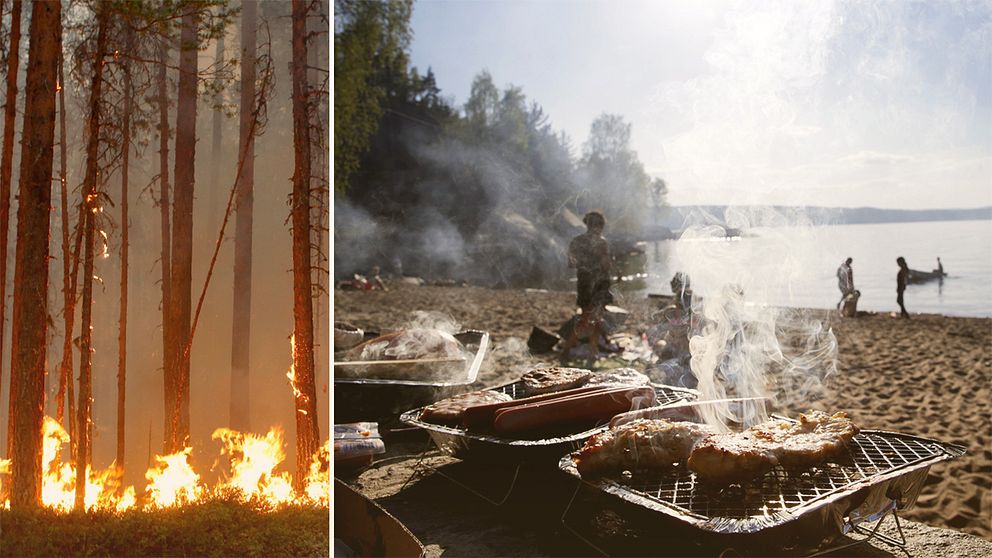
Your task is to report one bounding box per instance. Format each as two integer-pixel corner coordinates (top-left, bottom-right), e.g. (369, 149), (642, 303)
(626, 220), (992, 318)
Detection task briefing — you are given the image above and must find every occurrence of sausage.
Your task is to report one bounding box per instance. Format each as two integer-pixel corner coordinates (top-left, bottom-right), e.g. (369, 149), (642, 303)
(461, 385), (609, 430)
(493, 386), (657, 436)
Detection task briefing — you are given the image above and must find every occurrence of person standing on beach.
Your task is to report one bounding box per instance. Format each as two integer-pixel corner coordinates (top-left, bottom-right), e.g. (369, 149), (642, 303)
(562, 211), (613, 357)
(837, 257), (854, 308)
(896, 257), (910, 318)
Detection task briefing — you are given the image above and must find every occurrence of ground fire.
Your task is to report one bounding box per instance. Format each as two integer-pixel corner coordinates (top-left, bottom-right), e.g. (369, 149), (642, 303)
(0, 415), (329, 512)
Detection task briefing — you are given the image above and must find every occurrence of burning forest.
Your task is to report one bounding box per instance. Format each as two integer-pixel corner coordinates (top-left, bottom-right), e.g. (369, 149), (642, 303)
(0, 0), (330, 555)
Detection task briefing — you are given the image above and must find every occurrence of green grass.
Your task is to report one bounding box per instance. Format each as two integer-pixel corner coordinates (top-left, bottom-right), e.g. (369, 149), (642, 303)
(0, 496), (329, 557)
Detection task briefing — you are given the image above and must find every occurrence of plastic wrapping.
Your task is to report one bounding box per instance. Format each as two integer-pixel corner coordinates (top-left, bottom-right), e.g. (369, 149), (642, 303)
(559, 428), (964, 547)
(334, 422), (386, 459)
(400, 382), (697, 464)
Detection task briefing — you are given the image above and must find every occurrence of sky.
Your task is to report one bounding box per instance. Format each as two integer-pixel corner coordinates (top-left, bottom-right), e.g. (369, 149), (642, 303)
(409, 0), (992, 209)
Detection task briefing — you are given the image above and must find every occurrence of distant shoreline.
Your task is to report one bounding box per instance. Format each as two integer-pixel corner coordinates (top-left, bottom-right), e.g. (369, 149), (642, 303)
(651, 205), (992, 230)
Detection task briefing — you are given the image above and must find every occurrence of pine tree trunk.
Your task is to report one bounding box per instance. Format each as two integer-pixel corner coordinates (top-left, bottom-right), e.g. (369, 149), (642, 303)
(117, 30), (133, 470)
(167, 12), (198, 454)
(230, 0), (256, 432)
(308, 0), (327, 391)
(209, 32), (224, 228)
(2, 0), (22, 461)
(55, 44), (72, 433)
(157, 39), (172, 453)
(291, 0), (319, 487)
(9, 0), (59, 509)
(74, 7), (109, 510)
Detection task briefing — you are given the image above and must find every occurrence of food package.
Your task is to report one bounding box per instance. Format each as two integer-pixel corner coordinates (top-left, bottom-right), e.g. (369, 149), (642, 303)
(334, 422), (386, 469)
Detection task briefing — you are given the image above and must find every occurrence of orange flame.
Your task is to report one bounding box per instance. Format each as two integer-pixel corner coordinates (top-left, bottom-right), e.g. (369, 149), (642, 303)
(212, 427), (294, 505)
(145, 447), (202, 507)
(0, 458), (10, 509)
(40, 416), (135, 512)
(303, 440), (330, 505)
(4, 416), (329, 512)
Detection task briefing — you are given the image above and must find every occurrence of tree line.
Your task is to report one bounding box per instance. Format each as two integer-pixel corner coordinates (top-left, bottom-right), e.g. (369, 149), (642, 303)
(1, 0), (328, 510)
(335, 0), (667, 286)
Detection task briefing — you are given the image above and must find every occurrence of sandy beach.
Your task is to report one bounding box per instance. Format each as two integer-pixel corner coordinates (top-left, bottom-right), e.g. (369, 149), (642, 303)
(334, 284), (991, 547)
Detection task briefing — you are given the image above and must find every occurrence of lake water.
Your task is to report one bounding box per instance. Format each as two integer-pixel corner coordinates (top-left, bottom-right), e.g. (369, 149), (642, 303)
(625, 220), (992, 318)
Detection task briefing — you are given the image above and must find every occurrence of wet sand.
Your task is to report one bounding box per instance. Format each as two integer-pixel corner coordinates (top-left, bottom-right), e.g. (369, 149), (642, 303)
(334, 284), (991, 545)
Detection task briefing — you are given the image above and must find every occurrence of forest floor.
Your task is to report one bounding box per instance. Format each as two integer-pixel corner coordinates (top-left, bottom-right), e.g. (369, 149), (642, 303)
(335, 283), (992, 553)
(0, 498), (329, 557)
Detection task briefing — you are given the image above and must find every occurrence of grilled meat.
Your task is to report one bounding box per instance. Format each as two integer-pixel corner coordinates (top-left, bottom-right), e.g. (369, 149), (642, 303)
(520, 366), (593, 395)
(584, 368), (651, 388)
(573, 419), (716, 477)
(688, 411), (859, 484)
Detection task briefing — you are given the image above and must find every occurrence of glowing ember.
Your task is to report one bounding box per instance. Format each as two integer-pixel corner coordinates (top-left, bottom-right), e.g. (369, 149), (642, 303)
(286, 334), (302, 398)
(145, 447), (203, 507)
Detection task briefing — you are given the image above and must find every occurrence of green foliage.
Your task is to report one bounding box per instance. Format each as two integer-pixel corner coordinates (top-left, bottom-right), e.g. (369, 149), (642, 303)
(578, 113), (652, 234)
(0, 497), (329, 557)
(334, 0), (413, 193)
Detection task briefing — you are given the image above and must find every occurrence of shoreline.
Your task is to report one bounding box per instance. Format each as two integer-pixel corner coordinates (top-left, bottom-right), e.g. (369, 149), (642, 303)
(334, 284), (991, 541)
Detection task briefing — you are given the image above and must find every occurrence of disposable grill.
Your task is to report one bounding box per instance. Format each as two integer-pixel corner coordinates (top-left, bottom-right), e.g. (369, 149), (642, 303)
(334, 330), (489, 423)
(401, 382), (697, 464)
(559, 423), (965, 554)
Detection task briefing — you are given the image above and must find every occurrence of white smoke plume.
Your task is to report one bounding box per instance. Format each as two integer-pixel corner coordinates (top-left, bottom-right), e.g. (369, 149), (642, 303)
(673, 206), (838, 431)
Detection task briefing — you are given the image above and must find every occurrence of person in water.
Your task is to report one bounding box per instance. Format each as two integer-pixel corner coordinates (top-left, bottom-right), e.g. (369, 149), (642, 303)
(896, 257), (910, 319)
(836, 257), (854, 309)
(562, 211), (613, 357)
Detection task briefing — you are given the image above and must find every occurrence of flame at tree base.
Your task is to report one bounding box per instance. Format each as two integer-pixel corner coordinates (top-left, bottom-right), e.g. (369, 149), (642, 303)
(0, 417), (329, 512)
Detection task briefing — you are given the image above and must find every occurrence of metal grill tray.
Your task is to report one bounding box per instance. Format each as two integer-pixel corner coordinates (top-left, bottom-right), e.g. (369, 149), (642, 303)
(400, 382), (697, 464)
(334, 331), (490, 423)
(559, 426), (966, 536)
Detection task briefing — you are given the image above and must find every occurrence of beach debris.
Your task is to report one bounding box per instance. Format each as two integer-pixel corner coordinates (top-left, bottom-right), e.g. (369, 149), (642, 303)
(527, 326), (560, 354)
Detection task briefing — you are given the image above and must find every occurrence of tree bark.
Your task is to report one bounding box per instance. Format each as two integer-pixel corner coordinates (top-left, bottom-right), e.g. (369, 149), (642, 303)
(166, 11), (198, 454)
(54, 44), (71, 432)
(2, 0), (22, 461)
(74, 6), (109, 511)
(209, 30), (224, 228)
(117, 29), (134, 471)
(9, 0), (58, 509)
(157, 38), (172, 452)
(230, 0), (256, 432)
(291, 0), (319, 487)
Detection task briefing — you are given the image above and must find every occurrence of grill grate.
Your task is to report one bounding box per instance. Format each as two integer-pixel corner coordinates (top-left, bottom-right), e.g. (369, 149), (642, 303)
(591, 432), (956, 521)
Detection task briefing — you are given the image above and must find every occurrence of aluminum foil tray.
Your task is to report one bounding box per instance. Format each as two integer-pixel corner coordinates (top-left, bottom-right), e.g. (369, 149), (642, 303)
(559, 427), (965, 543)
(334, 330), (489, 386)
(400, 382), (697, 464)
(334, 331), (489, 423)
